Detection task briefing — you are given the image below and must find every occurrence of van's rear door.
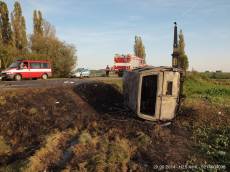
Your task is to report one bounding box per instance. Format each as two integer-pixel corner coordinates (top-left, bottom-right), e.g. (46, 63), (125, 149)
(159, 71), (180, 120)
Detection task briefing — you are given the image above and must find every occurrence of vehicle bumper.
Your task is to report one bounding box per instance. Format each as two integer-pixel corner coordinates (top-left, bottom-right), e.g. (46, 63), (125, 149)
(0, 73), (14, 80)
(75, 74), (81, 77)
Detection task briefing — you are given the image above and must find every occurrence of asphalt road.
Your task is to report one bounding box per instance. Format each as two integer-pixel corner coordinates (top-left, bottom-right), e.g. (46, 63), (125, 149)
(0, 77), (121, 89)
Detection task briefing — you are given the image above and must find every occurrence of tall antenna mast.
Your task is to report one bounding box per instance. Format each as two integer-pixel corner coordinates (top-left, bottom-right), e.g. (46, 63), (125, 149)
(172, 22), (179, 68)
(173, 22), (178, 49)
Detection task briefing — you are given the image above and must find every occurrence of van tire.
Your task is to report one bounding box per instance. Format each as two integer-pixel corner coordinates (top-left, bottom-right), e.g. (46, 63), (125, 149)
(42, 74), (48, 80)
(14, 74), (22, 81)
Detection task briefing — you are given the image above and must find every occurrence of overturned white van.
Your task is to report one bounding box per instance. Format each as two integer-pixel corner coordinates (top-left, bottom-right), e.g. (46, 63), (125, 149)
(123, 66), (182, 121)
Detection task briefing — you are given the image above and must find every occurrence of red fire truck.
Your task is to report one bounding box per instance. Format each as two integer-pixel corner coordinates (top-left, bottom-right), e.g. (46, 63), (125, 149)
(113, 54), (145, 76)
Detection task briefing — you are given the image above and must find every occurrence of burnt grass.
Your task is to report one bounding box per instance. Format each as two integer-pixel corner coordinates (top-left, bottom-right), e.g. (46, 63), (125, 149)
(0, 81), (229, 171)
(0, 87), (81, 164)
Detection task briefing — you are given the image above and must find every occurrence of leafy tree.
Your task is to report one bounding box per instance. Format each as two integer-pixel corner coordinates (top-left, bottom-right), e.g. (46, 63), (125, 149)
(51, 41), (77, 77)
(178, 30), (189, 71)
(31, 10), (45, 53)
(43, 20), (55, 38)
(0, 1), (13, 45)
(11, 1), (27, 52)
(0, 1), (77, 77)
(30, 19), (77, 77)
(0, 1), (17, 69)
(33, 10), (43, 36)
(29, 35), (77, 77)
(134, 36), (146, 63)
(0, 43), (18, 69)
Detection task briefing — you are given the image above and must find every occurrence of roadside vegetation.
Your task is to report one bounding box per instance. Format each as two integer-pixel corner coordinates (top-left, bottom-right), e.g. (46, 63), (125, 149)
(202, 71), (230, 80)
(180, 72), (230, 170)
(184, 72), (230, 106)
(0, 1), (77, 77)
(0, 72), (229, 171)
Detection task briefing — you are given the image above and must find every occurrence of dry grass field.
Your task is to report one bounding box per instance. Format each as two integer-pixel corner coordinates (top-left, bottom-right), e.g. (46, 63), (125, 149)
(0, 73), (229, 171)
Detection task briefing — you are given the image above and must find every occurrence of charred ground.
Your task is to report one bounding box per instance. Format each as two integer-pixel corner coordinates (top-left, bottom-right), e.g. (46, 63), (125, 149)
(0, 75), (229, 171)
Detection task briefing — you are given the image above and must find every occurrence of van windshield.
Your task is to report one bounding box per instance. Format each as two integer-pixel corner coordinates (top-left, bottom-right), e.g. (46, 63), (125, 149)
(76, 68), (84, 72)
(9, 61), (21, 68)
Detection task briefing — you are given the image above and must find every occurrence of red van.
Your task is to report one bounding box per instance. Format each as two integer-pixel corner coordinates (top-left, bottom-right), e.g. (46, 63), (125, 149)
(1, 60), (52, 81)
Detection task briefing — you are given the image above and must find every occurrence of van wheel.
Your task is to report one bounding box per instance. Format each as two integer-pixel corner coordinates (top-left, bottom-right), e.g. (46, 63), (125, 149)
(14, 74), (22, 81)
(42, 74), (48, 80)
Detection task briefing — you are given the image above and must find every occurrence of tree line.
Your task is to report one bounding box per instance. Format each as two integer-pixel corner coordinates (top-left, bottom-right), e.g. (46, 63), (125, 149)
(0, 1), (77, 77)
(134, 30), (189, 71)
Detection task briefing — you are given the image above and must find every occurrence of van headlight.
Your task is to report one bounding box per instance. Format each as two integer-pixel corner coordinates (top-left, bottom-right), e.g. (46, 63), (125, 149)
(6, 72), (12, 75)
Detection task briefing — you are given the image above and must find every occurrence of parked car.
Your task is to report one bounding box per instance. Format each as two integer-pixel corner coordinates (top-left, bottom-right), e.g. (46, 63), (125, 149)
(1, 60), (52, 81)
(71, 68), (90, 78)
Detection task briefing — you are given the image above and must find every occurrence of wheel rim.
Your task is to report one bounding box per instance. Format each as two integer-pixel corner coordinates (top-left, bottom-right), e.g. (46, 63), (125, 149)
(16, 75), (21, 80)
(42, 74), (47, 79)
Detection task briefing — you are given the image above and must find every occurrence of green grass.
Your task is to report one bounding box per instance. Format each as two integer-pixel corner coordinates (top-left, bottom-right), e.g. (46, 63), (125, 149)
(193, 127), (230, 165)
(202, 72), (230, 79)
(184, 72), (230, 106)
(183, 72), (230, 169)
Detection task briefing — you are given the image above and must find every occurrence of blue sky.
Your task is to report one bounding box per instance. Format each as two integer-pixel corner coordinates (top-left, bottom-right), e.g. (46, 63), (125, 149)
(7, 0), (230, 71)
